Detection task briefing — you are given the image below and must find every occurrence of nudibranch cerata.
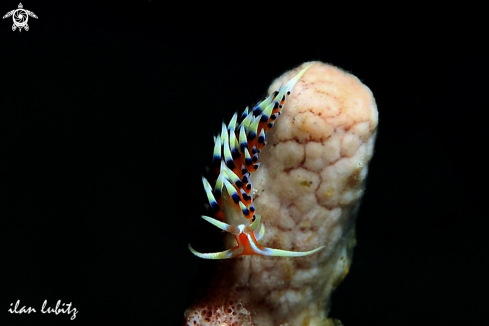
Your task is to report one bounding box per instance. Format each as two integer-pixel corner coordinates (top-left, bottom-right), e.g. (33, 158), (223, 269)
(189, 65), (325, 259)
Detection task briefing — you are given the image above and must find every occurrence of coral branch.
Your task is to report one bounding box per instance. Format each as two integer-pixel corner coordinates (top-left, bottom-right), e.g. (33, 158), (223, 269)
(183, 61), (378, 326)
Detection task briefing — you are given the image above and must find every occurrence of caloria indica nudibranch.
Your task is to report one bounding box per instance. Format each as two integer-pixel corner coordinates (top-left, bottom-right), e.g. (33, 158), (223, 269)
(189, 65), (324, 259)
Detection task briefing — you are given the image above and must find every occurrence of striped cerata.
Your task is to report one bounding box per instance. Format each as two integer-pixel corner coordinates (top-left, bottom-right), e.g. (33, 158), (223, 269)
(189, 65), (324, 259)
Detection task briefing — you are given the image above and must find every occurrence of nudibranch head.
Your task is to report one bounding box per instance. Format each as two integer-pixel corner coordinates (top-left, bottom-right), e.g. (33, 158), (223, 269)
(189, 64), (324, 259)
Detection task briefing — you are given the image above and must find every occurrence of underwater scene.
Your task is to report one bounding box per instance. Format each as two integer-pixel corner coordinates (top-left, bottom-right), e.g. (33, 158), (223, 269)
(2, 3), (484, 326)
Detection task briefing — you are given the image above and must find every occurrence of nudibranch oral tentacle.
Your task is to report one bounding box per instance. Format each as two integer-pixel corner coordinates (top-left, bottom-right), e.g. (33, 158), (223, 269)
(189, 64), (323, 259)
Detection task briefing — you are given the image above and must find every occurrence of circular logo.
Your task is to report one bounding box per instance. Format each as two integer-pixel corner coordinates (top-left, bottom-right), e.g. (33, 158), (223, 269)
(13, 9), (28, 28)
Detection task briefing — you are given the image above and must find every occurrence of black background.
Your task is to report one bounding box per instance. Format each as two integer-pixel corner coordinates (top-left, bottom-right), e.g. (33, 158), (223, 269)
(1, 2), (487, 325)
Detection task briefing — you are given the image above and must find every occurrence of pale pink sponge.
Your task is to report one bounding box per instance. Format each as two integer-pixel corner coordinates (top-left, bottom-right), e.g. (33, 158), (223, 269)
(184, 61), (378, 326)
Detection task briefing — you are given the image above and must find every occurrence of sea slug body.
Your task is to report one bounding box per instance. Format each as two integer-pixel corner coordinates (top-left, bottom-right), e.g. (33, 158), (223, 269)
(189, 64), (324, 259)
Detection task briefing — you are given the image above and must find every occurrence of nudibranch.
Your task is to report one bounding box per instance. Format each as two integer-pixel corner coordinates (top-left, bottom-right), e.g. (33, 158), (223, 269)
(189, 65), (325, 259)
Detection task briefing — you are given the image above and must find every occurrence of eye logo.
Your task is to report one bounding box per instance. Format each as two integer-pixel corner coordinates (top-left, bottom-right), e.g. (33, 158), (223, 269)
(3, 3), (37, 32)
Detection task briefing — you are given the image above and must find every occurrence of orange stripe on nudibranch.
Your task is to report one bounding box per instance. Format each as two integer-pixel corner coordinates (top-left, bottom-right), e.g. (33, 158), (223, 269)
(189, 64), (325, 259)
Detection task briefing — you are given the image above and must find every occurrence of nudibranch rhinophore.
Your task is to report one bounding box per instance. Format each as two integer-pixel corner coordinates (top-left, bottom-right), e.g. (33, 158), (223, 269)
(184, 62), (378, 326)
(189, 64), (325, 259)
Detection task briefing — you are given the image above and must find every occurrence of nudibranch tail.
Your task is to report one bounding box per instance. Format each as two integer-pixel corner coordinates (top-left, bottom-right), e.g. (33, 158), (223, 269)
(189, 64), (324, 259)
